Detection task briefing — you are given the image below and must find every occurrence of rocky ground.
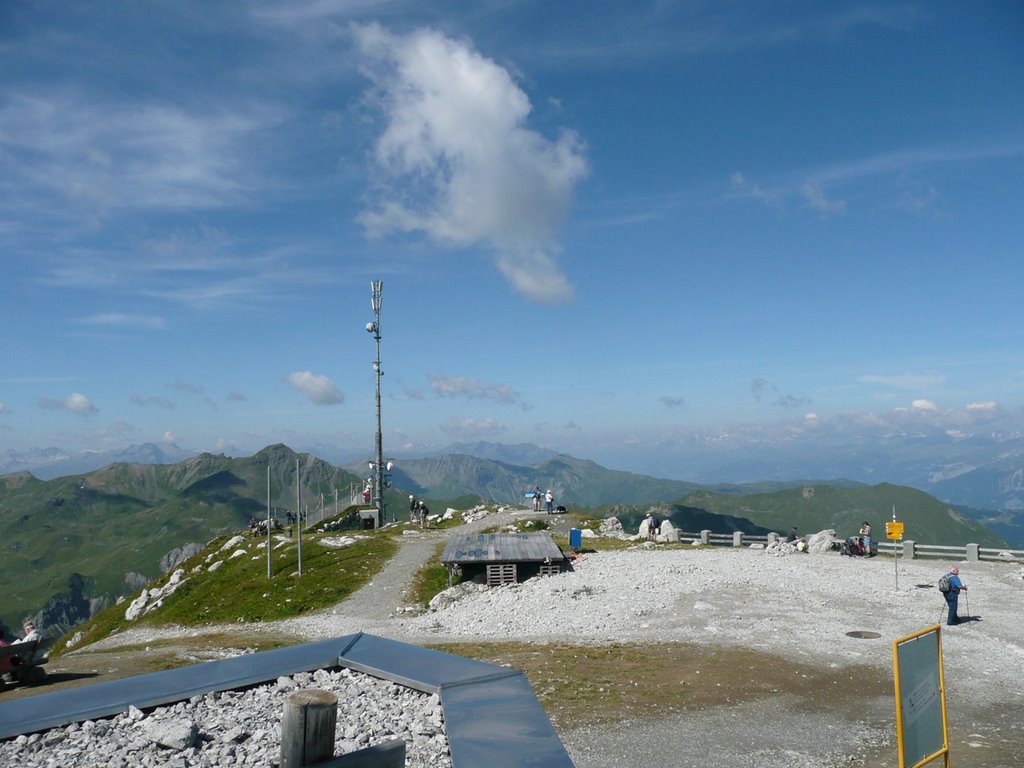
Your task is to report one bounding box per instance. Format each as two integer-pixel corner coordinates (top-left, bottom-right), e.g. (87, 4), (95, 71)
(6, 508), (1024, 767)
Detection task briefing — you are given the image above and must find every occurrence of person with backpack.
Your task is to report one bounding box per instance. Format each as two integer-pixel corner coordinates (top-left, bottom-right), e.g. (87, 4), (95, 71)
(939, 566), (967, 626)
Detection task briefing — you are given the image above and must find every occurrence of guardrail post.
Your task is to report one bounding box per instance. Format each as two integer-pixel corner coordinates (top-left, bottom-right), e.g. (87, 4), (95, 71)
(700, 530), (711, 545)
(965, 543), (979, 562)
(281, 689), (338, 767)
(902, 539), (916, 559)
(732, 531), (744, 548)
(766, 532), (779, 545)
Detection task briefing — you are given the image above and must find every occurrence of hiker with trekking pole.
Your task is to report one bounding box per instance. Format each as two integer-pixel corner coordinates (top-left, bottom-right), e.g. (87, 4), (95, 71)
(938, 566), (967, 626)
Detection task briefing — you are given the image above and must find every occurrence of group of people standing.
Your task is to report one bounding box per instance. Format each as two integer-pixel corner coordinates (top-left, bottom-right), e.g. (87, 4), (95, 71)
(408, 495), (429, 526)
(531, 487), (555, 514)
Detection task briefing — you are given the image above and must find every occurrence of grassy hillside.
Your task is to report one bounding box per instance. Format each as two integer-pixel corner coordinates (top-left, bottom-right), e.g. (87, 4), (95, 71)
(680, 483), (1007, 546)
(58, 525), (400, 654)
(0, 445), (375, 632)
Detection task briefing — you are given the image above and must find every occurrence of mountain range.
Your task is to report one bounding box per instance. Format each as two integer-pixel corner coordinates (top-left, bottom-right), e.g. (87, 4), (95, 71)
(1, 442), (1016, 639)
(7, 431), (1024, 515)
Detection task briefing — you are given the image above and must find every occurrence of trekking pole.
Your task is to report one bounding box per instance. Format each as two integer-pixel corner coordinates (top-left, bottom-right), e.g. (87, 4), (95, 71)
(963, 591), (970, 620)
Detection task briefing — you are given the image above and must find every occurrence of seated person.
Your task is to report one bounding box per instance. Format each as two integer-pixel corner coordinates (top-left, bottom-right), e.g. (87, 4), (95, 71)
(19, 622), (41, 644)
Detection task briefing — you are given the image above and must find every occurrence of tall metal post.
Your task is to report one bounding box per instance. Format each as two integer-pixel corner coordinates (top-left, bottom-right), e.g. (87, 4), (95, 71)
(296, 458), (302, 577)
(369, 280), (386, 527)
(266, 465), (272, 579)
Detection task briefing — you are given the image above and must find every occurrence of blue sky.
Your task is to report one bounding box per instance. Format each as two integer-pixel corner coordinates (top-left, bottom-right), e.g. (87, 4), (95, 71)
(1, 1), (1023, 478)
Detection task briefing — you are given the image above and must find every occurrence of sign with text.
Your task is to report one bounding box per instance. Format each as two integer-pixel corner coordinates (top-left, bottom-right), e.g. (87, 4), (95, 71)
(892, 625), (949, 768)
(887, 521), (905, 540)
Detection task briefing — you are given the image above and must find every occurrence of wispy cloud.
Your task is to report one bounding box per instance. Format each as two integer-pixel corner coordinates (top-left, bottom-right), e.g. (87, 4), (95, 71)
(439, 416), (507, 438)
(171, 380), (206, 395)
(860, 373), (946, 390)
(38, 392), (97, 415)
(428, 373), (525, 407)
(354, 24), (587, 303)
(285, 371), (344, 405)
(751, 378), (811, 409)
(130, 393), (175, 409)
(660, 395), (684, 409)
(80, 313), (166, 329)
(730, 172), (782, 211)
(0, 92), (278, 223)
(800, 181), (846, 216)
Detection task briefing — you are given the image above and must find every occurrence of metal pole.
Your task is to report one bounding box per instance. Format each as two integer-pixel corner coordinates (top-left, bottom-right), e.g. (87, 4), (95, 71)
(296, 458), (302, 577)
(370, 280), (386, 527)
(266, 465), (272, 579)
(892, 505), (899, 591)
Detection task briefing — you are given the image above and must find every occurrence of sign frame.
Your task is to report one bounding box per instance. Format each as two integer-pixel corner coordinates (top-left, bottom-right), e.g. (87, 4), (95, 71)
(892, 625), (950, 768)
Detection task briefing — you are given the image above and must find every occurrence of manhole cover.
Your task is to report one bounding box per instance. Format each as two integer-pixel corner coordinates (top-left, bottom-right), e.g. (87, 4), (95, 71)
(846, 630), (881, 639)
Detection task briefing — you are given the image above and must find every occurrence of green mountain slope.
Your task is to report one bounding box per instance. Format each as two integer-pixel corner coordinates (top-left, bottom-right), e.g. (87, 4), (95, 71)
(0, 445), (374, 632)
(680, 483), (1007, 547)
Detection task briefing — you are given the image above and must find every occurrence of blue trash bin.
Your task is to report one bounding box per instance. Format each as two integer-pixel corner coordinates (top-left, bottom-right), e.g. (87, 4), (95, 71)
(569, 528), (582, 549)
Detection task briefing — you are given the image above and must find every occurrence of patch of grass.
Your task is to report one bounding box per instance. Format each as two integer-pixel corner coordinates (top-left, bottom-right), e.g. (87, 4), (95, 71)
(407, 542), (455, 607)
(55, 530), (398, 653)
(426, 641), (889, 730)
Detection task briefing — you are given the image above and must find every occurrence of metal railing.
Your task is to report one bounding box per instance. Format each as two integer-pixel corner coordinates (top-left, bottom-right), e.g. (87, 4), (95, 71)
(669, 529), (1024, 563)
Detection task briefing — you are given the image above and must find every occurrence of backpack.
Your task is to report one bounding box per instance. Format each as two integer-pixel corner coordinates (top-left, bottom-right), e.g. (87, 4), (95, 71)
(938, 574), (952, 593)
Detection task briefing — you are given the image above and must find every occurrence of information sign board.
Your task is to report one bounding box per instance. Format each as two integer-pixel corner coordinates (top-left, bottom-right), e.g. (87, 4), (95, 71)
(887, 521), (905, 540)
(892, 625), (949, 768)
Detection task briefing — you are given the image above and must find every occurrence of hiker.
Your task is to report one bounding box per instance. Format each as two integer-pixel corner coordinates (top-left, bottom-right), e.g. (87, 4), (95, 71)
(409, 495), (419, 523)
(533, 486), (542, 512)
(786, 526), (800, 543)
(859, 521), (872, 556)
(417, 499), (429, 527)
(545, 489), (554, 514)
(940, 566), (967, 626)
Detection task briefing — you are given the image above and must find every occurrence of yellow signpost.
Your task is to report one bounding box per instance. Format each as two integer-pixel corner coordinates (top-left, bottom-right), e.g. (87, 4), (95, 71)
(887, 521), (905, 540)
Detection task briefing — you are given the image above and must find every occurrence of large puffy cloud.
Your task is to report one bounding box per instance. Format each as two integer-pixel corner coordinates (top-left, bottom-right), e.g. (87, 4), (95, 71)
(285, 371), (344, 405)
(355, 24), (587, 303)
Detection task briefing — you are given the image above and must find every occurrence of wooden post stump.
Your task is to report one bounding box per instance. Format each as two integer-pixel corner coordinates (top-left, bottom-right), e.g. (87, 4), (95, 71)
(281, 689), (338, 767)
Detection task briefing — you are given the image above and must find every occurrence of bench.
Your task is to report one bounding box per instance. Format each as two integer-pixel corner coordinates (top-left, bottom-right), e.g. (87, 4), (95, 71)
(0, 638), (53, 687)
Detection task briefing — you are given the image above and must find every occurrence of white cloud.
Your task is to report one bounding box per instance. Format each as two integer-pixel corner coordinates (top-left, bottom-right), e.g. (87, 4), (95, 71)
(79, 313), (166, 329)
(800, 181), (846, 215)
(428, 373), (523, 406)
(439, 416), (507, 438)
(38, 392), (98, 415)
(0, 92), (276, 220)
(285, 371), (344, 405)
(859, 373), (946, 390)
(355, 24), (587, 303)
(162, 431), (177, 443)
(966, 401), (998, 412)
(911, 399), (937, 411)
(730, 171), (782, 210)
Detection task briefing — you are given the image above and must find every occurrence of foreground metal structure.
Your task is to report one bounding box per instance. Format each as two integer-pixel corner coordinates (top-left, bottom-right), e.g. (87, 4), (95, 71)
(0, 633), (574, 767)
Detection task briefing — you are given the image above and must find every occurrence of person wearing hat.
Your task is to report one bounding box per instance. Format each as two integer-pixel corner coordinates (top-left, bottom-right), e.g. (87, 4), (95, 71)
(943, 567), (967, 626)
(19, 622), (41, 643)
